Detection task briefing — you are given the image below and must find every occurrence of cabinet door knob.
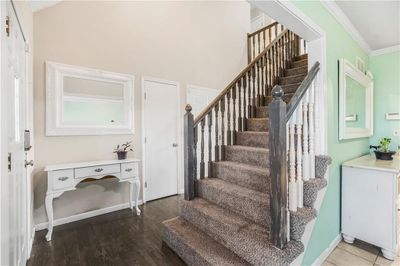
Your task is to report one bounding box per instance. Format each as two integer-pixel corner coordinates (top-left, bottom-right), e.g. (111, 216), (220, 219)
(94, 168), (103, 172)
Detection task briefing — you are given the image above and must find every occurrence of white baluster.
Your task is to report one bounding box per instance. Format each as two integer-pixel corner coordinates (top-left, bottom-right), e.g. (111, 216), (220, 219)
(288, 114), (297, 212)
(309, 81), (315, 179)
(295, 103), (303, 208)
(302, 91), (310, 181)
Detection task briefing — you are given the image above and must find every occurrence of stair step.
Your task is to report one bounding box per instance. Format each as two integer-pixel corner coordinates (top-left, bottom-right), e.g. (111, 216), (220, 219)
(246, 118), (268, 132)
(162, 217), (250, 266)
(285, 66), (308, 76)
(256, 106), (268, 118)
(281, 83), (301, 94)
(294, 54), (308, 61)
(180, 198), (304, 266)
(212, 160), (269, 193)
(198, 178), (270, 226)
(292, 59), (308, 68)
(304, 178), (328, 207)
(290, 207), (317, 241)
(237, 131), (268, 148)
(225, 145), (269, 168)
(279, 74), (305, 85)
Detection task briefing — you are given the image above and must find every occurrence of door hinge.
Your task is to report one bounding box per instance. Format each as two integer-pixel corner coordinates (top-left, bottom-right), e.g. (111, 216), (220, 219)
(144, 137), (147, 143)
(5, 16), (10, 37)
(7, 153), (11, 172)
(145, 181), (147, 188)
(144, 92), (146, 100)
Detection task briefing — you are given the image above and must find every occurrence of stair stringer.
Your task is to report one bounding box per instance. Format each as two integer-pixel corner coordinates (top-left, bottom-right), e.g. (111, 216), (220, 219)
(290, 176), (329, 266)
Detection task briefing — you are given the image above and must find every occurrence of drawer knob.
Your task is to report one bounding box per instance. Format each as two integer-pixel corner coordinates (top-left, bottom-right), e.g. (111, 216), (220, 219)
(125, 168), (133, 172)
(58, 176), (68, 181)
(94, 168), (103, 173)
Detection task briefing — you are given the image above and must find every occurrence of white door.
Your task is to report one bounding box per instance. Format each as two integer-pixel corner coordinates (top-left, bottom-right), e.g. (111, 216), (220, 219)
(187, 85), (219, 117)
(1, 2), (29, 265)
(143, 78), (179, 201)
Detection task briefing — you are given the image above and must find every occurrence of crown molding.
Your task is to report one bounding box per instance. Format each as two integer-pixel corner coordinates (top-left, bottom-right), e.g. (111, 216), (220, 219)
(370, 45), (400, 56)
(320, 0), (371, 54)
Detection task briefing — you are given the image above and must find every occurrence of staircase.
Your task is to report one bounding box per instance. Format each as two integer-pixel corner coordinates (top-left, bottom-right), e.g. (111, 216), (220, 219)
(162, 23), (331, 266)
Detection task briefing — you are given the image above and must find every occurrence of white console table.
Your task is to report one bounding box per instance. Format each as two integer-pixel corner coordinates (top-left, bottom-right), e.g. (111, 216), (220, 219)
(342, 154), (400, 260)
(44, 158), (141, 241)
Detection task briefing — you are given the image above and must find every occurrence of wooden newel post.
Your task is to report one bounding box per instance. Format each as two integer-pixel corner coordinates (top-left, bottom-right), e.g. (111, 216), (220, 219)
(268, 85), (288, 249)
(184, 104), (195, 200)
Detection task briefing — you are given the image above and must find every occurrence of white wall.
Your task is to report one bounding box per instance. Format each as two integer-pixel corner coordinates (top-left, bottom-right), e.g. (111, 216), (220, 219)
(33, 1), (250, 225)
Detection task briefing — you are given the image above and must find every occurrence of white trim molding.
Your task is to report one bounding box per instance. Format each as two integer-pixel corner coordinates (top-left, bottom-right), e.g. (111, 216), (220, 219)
(370, 44), (400, 56)
(320, 0), (371, 54)
(311, 234), (342, 266)
(35, 200), (143, 231)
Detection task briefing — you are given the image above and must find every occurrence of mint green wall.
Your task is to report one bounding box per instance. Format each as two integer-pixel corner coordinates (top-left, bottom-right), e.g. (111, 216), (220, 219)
(369, 51), (400, 150)
(290, 1), (371, 265)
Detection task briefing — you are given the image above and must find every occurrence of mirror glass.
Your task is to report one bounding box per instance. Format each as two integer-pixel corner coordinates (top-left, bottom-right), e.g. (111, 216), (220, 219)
(339, 58), (373, 140)
(345, 76), (366, 128)
(62, 76), (125, 126)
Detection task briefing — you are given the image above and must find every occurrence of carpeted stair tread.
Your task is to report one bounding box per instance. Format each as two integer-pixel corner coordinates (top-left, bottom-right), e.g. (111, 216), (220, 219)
(162, 217), (250, 266)
(279, 73), (306, 85)
(285, 66), (308, 76)
(198, 178), (270, 226)
(212, 160), (269, 193)
(294, 54), (308, 61)
(225, 145), (269, 168)
(256, 106), (268, 118)
(247, 118), (269, 132)
(292, 59), (308, 68)
(237, 131), (268, 148)
(304, 178), (328, 207)
(180, 198), (304, 266)
(281, 83), (302, 94)
(290, 207), (317, 241)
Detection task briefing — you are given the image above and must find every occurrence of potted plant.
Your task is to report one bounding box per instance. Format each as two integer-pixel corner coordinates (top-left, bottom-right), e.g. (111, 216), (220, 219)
(370, 137), (396, 161)
(114, 141), (133, 160)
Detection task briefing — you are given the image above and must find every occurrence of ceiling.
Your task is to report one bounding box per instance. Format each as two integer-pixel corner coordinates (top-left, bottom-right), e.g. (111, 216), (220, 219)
(335, 0), (400, 51)
(30, 0), (62, 12)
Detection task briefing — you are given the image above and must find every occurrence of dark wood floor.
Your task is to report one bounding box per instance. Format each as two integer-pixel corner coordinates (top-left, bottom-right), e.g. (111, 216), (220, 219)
(28, 195), (186, 266)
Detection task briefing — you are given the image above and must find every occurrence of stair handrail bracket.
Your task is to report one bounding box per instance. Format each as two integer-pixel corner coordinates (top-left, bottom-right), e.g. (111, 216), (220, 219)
(268, 61), (320, 249)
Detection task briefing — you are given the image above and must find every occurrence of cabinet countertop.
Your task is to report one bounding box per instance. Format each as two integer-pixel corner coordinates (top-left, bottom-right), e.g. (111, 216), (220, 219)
(342, 154), (400, 173)
(44, 158), (140, 172)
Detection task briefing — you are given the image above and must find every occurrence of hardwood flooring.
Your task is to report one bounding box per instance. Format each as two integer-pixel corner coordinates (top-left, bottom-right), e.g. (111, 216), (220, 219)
(28, 195), (185, 266)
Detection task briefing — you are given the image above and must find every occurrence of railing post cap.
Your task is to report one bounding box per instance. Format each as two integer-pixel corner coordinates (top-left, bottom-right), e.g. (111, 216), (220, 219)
(272, 85), (284, 99)
(185, 104), (192, 112)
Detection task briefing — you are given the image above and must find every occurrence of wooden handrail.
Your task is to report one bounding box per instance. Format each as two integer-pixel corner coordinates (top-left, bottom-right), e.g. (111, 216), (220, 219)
(285, 62), (320, 121)
(194, 28), (289, 125)
(247, 21), (279, 38)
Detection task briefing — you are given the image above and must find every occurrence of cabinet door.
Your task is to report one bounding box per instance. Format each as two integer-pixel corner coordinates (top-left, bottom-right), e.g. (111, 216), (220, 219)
(342, 167), (396, 250)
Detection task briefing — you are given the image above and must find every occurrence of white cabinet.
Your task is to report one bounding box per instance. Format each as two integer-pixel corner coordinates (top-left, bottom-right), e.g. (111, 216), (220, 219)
(44, 159), (141, 241)
(342, 155), (400, 260)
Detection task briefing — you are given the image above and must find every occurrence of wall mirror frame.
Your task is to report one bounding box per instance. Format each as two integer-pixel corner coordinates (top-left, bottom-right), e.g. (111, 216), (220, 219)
(339, 58), (373, 140)
(46, 62), (135, 136)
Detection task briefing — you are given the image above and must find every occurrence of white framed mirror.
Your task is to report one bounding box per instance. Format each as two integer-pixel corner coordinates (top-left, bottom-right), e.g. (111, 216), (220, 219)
(339, 58), (373, 140)
(46, 62), (135, 136)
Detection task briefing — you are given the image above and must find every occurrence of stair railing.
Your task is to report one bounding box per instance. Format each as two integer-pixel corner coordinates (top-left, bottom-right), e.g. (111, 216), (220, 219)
(268, 62), (320, 249)
(247, 22), (281, 63)
(184, 28), (302, 200)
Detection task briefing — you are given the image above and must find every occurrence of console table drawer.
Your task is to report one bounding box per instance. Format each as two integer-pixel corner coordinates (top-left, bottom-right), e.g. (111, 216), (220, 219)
(51, 169), (74, 190)
(121, 163), (139, 179)
(74, 164), (121, 178)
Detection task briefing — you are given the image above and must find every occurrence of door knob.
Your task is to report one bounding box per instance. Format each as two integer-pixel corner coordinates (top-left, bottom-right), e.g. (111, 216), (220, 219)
(25, 160), (34, 167)
(172, 143), (178, 147)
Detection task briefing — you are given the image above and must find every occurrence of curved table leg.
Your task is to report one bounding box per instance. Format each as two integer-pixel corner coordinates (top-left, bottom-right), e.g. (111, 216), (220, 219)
(129, 179), (141, 215)
(382, 248), (396, 260)
(45, 193), (54, 241)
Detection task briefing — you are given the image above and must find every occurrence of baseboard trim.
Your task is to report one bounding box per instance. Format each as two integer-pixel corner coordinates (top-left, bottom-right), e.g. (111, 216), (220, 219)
(311, 234), (342, 266)
(35, 200), (143, 231)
